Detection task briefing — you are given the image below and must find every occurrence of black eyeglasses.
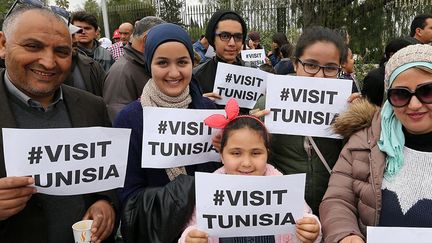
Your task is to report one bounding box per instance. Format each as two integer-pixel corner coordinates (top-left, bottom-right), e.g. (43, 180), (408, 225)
(216, 32), (243, 42)
(296, 58), (341, 77)
(387, 81), (432, 107)
(5, 0), (70, 26)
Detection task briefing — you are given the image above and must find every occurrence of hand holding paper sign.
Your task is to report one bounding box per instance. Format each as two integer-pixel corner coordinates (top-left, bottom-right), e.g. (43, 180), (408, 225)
(82, 199), (115, 242)
(185, 229), (209, 243)
(0, 176), (36, 220)
(203, 92), (222, 101)
(295, 217), (321, 243)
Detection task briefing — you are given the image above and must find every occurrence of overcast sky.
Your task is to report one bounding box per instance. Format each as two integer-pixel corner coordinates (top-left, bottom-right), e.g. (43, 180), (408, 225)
(48, 0), (85, 10)
(69, 0), (86, 10)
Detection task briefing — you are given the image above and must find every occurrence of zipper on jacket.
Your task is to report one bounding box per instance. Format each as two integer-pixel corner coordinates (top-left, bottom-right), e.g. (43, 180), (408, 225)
(368, 139), (379, 226)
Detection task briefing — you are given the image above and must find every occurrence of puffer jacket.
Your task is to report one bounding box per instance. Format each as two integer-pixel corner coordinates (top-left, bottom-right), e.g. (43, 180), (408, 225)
(319, 99), (386, 243)
(254, 96), (343, 215)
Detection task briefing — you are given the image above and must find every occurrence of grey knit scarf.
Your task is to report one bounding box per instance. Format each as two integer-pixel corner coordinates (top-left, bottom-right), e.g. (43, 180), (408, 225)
(140, 78), (192, 181)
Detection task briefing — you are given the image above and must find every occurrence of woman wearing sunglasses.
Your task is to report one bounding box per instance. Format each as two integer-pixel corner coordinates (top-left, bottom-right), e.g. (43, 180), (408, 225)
(320, 44), (432, 243)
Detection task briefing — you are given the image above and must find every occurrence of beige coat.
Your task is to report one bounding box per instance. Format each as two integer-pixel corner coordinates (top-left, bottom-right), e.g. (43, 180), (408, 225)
(319, 99), (386, 243)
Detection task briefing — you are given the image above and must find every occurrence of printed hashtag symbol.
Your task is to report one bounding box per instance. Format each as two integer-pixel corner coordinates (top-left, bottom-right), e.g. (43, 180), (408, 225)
(213, 190), (225, 206)
(280, 88), (290, 101)
(158, 121), (167, 134)
(28, 146), (43, 164)
(225, 73), (232, 83)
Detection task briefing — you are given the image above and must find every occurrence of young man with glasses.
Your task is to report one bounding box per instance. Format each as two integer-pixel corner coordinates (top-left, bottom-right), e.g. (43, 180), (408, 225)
(0, 6), (118, 243)
(193, 10), (247, 97)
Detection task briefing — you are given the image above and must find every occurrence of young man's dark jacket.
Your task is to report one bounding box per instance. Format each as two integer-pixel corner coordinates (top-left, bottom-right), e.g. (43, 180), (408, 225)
(193, 55), (245, 94)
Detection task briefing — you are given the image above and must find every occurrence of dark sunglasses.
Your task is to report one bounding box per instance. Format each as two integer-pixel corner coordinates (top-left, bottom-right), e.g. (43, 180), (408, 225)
(387, 81), (432, 107)
(5, 0), (70, 26)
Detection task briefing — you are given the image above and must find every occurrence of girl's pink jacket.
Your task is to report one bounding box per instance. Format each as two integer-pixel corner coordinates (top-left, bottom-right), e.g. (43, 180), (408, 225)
(178, 164), (322, 243)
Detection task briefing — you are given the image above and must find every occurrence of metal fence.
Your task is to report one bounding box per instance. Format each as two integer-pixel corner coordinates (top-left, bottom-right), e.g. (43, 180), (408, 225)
(94, 0), (432, 62)
(1, 0), (432, 63)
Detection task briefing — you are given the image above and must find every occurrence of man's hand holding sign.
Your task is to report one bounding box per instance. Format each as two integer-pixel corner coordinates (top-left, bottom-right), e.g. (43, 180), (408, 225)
(2, 127), (130, 242)
(3, 127), (130, 195)
(0, 176), (36, 220)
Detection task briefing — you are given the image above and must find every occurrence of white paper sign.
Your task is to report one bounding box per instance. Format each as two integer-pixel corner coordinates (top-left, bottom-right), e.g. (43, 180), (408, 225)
(241, 49), (266, 67)
(265, 75), (352, 138)
(367, 226), (432, 243)
(195, 172), (306, 237)
(213, 62), (267, 109)
(2, 127), (130, 195)
(142, 107), (224, 168)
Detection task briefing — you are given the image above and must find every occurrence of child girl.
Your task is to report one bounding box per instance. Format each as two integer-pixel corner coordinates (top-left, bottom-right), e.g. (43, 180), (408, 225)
(179, 99), (322, 243)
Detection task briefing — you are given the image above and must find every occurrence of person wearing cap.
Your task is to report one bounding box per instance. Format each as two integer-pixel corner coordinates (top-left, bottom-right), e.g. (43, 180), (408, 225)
(192, 35), (209, 64)
(320, 44), (432, 243)
(108, 23), (134, 61)
(193, 10), (247, 96)
(72, 11), (114, 72)
(0, 6), (118, 243)
(99, 37), (113, 49)
(112, 29), (121, 43)
(63, 24), (106, 97)
(103, 16), (165, 122)
(246, 31), (262, 49)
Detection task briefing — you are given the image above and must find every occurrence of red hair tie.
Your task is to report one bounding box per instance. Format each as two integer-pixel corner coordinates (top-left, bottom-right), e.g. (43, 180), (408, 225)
(204, 98), (240, 128)
(204, 98), (265, 129)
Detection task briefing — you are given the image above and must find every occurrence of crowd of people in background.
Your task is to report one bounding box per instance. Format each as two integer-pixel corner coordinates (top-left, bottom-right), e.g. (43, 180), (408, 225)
(0, 1), (432, 243)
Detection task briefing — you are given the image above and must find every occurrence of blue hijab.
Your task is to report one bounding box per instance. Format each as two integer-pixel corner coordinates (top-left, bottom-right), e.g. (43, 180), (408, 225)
(144, 23), (194, 74)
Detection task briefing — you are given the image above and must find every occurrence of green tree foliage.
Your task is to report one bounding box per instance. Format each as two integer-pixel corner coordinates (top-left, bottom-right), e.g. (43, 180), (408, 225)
(55, 0), (69, 9)
(84, 0), (99, 12)
(160, 0), (183, 24)
(82, 0), (155, 38)
(1, 0), (17, 27)
(108, 0), (144, 4)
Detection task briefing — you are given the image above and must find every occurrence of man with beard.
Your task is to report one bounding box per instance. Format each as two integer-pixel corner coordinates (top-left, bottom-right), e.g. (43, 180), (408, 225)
(0, 5), (118, 243)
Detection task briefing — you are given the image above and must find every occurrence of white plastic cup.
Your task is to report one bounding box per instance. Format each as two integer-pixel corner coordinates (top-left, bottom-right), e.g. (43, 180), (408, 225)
(72, 219), (93, 243)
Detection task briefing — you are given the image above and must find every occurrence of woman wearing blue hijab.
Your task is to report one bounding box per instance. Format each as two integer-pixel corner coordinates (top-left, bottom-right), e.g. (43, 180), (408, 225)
(114, 23), (220, 243)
